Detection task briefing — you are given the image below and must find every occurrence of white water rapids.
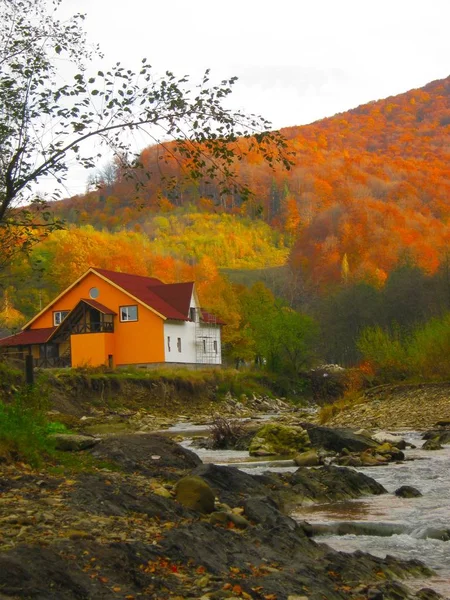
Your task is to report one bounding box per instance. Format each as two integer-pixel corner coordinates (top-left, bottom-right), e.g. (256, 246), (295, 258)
(179, 429), (450, 598)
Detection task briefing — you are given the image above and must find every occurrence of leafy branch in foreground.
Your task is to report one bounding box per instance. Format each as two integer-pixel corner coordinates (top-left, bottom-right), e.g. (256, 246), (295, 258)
(0, 0), (293, 271)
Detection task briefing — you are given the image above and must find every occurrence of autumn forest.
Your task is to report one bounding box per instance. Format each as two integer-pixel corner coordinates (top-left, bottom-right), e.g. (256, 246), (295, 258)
(2, 75), (450, 381)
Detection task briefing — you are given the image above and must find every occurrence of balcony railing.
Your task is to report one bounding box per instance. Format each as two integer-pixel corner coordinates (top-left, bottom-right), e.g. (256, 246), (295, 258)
(70, 322), (114, 334)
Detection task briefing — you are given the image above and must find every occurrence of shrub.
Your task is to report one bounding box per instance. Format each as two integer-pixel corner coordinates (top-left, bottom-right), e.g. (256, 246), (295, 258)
(0, 361), (23, 397)
(357, 326), (410, 382)
(208, 416), (246, 449)
(407, 314), (450, 379)
(358, 314), (450, 383)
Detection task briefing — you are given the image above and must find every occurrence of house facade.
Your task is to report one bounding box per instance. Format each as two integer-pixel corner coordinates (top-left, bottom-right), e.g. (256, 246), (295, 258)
(0, 268), (222, 368)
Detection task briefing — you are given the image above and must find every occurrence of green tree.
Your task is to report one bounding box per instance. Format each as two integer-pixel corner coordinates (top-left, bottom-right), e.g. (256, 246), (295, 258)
(239, 282), (317, 374)
(0, 0), (291, 270)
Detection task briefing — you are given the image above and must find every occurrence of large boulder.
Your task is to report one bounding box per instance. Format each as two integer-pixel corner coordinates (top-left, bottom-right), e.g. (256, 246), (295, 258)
(372, 431), (407, 450)
(302, 424), (378, 453)
(48, 434), (100, 451)
(395, 485), (422, 498)
(249, 424), (310, 457)
(175, 476), (215, 513)
(287, 465), (386, 503)
(89, 433), (201, 477)
(192, 463), (278, 506)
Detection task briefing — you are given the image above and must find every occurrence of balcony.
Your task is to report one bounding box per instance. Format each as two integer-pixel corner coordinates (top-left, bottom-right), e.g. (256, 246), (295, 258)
(70, 321), (114, 334)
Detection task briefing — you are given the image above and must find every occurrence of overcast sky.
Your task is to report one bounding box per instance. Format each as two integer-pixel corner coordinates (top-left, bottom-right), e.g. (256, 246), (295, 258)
(53, 0), (450, 196)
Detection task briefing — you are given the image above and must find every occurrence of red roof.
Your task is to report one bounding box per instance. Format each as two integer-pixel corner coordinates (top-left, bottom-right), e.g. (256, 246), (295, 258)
(0, 327), (56, 347)
(93, 268), (194, 321)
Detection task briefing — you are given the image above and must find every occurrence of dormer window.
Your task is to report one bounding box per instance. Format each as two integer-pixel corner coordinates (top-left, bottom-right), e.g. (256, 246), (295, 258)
(54, 310), (69, 326)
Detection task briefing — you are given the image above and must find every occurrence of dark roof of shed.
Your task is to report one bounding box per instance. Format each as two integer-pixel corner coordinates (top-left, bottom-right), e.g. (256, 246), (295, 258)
(0, 327), (56, 347)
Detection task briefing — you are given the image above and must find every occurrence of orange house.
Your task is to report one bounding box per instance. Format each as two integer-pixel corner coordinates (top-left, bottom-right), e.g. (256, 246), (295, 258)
(0, 268), (222, 368)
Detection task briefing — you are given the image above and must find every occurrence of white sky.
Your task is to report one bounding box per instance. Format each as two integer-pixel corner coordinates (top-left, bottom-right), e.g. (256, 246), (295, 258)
(48, 0), (450, 196)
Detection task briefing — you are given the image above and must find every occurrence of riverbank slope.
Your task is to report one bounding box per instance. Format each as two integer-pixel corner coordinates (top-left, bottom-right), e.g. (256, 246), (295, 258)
(324, 382), (450, 430)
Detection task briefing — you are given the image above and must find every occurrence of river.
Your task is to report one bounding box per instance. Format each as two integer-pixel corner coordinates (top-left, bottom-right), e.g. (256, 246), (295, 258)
(178, 429), (450, 598)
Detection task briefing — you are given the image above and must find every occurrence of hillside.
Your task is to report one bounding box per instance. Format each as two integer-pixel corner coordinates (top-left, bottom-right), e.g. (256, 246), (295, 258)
(52, 76), (450, 289)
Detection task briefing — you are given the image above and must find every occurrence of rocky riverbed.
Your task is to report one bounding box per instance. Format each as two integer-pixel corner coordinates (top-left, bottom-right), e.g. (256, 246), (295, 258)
(325, 383), (450, 430)
(0, 432), (444, 599)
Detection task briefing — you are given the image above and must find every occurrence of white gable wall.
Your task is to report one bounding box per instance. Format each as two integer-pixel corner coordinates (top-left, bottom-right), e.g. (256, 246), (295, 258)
(163, 290), (222, 365)
(164, 320), (197, 363)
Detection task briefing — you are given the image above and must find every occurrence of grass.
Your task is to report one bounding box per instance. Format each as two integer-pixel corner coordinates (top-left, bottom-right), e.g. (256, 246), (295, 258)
(0, 385), (53, 467)
(47, 365), (305, 403)
(46, 452), (121, 476)
(0, 382), (123, 472)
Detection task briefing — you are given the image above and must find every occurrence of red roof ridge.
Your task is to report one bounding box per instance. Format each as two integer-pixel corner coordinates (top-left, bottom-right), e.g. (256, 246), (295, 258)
(92, 267), (164, 287)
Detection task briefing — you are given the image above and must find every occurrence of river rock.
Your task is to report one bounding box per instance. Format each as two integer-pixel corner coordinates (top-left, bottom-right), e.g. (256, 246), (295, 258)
(422, 438), (443, 451)
(332, 455), (363, 467)
(360, 451), (388, 466)
(243, 495), (300, 532)
(423, 429), (450, 445)
(209, 511), (250, 529)
(249, 424), (310, 456)
(415, 588), (446, 599)
(287, 465), (386, 503)
(294, 449), (321, 467)
(301, 424), (378, 453)
(375, 443), (405, 461)
(48, 434), (100, 451)
(192, 463), (279, 506)
(395, 485), (422, 498)
(372, 431), (407, 449)
(175, 476), (215, 513)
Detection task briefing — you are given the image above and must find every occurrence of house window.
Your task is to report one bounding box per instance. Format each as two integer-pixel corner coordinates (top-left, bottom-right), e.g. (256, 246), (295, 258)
(120, 305), (138, 322)
(89, 287), (100, 299)
(167, 336), (171, 352)
(202, 339), (206, 352)
(189, 307), (196, 321)
(54, 310), (69, 326)
(213, 340), (218, 354)
(177, 337), (182, 352)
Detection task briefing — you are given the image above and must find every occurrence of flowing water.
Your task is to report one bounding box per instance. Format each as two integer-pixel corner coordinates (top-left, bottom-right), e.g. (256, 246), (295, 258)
(291, 432), (450, 598)
(178, 429), (450, 598)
